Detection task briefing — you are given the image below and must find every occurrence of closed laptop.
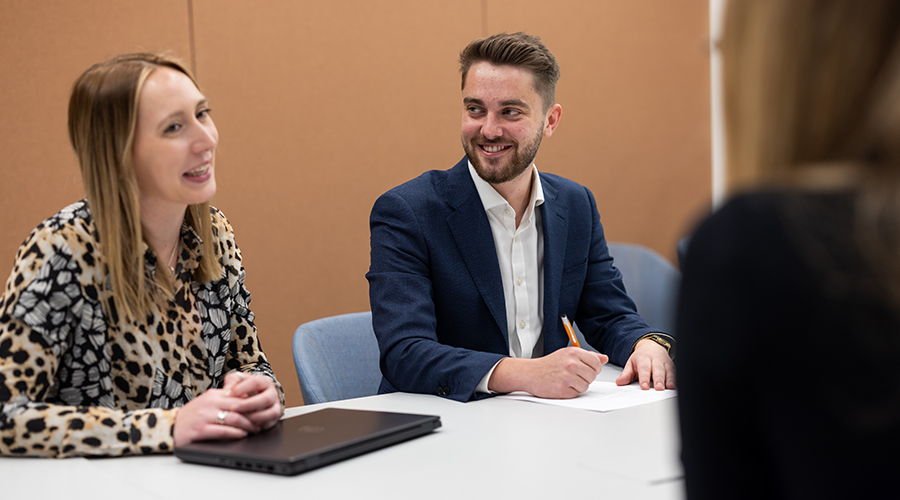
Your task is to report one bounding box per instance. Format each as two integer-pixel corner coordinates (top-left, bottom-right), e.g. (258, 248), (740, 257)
(175, 408), (441, 476)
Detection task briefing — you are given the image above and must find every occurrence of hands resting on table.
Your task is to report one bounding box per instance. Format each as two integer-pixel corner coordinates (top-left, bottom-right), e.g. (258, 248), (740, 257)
(173, 371), (283, 446)
(488, 339), (675, 399)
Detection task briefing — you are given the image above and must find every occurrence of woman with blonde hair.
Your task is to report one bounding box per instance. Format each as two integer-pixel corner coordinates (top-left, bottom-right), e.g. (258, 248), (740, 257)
(0, 53), (283, 457)
(678, 1), (900, 497)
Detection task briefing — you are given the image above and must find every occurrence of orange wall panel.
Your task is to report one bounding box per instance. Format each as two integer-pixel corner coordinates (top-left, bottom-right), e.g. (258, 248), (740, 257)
(0, 0), (192, 263)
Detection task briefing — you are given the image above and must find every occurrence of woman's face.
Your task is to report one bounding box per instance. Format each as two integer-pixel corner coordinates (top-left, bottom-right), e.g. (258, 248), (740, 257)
(131, 67), (218, 218)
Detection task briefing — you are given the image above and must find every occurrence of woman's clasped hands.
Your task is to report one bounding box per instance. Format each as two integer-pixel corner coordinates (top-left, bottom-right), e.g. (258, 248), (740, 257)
(173, 371), (283, 446)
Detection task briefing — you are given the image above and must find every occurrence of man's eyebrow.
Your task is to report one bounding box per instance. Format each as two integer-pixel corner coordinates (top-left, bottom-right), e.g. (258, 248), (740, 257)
(499, 99), (529, 108)
(463, 97), (531, 109)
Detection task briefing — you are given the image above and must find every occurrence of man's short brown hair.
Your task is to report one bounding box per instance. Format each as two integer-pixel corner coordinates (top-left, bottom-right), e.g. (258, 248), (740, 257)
(459, 32), (561, 111)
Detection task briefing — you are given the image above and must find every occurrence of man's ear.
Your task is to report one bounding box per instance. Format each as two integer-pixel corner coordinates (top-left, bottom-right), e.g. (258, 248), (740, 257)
(543, 103), (562, 137)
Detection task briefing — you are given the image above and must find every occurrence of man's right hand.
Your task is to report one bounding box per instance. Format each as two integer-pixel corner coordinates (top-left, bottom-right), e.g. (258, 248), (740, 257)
(487, 347), (609, 399)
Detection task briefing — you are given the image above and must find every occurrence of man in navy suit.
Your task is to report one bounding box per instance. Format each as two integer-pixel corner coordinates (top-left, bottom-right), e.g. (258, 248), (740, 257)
(367, 32), (675, 402)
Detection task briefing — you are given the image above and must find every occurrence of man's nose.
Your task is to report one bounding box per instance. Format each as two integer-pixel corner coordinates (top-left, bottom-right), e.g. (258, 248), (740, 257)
(481, 112), (503, 140)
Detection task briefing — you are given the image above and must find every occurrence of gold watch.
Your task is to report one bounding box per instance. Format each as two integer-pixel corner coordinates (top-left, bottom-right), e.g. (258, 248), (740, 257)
(637, 333), (676, 359)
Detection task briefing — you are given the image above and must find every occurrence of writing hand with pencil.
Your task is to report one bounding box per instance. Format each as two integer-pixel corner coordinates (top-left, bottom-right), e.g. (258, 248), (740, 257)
(486, 315), (609, 399)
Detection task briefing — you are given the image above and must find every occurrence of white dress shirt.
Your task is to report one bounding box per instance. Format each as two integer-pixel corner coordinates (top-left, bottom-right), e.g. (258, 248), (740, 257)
(468, 161), (545, 393)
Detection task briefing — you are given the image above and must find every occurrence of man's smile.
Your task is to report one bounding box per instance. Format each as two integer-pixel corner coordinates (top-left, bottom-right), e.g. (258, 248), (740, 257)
(479, 144), (513, 155)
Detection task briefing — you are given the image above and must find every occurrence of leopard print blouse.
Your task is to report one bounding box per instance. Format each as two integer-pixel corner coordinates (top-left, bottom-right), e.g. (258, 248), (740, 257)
(0, 200), (283, 457)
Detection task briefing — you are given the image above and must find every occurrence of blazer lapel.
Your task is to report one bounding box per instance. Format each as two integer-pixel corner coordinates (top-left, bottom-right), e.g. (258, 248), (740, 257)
(539, 177), (569, 353)
(444, 159), (509, 343)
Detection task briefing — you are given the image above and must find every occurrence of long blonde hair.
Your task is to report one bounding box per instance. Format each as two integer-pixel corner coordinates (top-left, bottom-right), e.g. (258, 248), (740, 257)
(722, 1), (900, 188)
(67, 53), (223, 321)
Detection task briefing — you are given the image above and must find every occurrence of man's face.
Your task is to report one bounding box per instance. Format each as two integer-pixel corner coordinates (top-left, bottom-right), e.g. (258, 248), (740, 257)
(461, 61), (560, 185)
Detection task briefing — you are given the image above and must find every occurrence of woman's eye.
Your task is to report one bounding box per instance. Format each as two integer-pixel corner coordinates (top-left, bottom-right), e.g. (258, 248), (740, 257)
(197, 108), (211, 119)
(164, 123), (182, 133)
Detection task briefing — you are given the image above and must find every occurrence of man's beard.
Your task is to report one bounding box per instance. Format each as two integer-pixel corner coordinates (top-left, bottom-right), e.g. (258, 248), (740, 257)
(463, 127), (543, 184)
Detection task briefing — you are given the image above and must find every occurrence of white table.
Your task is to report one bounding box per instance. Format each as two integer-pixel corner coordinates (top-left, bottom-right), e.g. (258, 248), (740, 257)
(0, 366), (684, 500)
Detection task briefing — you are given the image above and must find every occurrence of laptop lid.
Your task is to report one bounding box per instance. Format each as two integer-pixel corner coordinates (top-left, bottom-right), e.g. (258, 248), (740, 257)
(175, 408), (441, 476)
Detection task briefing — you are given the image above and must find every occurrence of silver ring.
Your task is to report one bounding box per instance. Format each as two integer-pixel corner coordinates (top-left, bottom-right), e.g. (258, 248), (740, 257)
(237, 373), (246, 381)
(216, 409), (228, 425)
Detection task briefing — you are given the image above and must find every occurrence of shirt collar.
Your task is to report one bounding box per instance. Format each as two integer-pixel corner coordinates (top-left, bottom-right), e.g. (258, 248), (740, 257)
(467, 160), (545, 214)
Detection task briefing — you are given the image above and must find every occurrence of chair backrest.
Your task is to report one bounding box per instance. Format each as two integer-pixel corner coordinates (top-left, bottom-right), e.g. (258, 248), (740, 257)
(606, 242), (681, 334)
(292, 311), (382, 405)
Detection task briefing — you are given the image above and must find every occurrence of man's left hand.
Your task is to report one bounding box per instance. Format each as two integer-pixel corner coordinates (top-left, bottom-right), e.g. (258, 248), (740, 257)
(614, 339), (675, 390)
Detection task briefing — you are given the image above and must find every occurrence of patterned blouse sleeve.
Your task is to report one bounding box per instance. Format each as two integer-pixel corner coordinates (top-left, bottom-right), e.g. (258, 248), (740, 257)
(0, 225), (177, 457)
(213, 209), (285, 407)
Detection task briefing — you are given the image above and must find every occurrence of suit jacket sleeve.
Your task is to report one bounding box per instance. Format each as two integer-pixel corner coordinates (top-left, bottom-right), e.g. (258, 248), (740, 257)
(367, 190), (504, 402)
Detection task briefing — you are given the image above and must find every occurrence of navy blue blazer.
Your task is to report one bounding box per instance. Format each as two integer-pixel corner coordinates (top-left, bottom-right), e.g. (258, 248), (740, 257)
(367, 157), (654, 402)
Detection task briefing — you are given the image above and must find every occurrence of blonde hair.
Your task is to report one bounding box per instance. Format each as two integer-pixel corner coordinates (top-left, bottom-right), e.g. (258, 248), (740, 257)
(67, 53), (223, 321)
(722, 1), (900, 189)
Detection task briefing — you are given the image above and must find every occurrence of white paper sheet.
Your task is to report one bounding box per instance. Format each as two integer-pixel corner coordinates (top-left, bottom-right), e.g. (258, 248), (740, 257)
(496, 380), (676, 412)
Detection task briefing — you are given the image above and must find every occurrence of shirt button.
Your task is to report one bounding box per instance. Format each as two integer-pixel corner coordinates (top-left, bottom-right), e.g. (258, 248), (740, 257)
(516, 278), (523, 286)
(519, 320), (526, 329)
(504, 209), (512, 216)
(514, 235), (519, 242)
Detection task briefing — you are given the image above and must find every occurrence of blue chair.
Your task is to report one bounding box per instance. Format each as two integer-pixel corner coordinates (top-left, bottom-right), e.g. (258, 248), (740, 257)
(606, 242), (681, 335)
(292, 311), (382, 405)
